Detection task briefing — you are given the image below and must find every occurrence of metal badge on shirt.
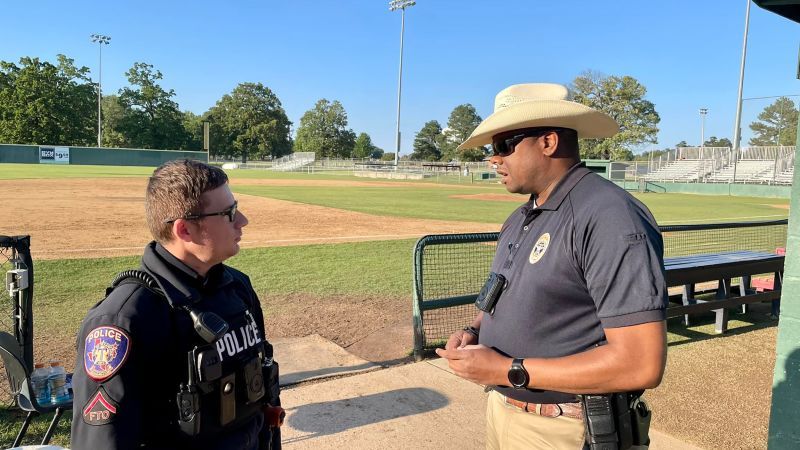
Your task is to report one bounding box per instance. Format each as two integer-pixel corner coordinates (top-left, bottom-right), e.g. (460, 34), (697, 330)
(529, 233), (551, 264)
(84, 326), (131, 381)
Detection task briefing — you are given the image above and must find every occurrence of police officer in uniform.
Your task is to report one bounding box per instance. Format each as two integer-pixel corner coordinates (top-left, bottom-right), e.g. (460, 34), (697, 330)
(437, 84), (668, 449)
(71, 159), (282, 450)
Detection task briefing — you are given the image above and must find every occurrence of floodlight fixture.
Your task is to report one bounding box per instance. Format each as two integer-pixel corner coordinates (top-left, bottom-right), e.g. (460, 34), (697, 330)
(389, 0), (416, 166)
(699, 108), (708, 148)
(90, 34), (111, 147)
(732, 0), (751, 183)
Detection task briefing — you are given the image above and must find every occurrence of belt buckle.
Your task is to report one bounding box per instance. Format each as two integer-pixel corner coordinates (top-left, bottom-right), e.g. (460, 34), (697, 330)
(538, 403), (563, 418)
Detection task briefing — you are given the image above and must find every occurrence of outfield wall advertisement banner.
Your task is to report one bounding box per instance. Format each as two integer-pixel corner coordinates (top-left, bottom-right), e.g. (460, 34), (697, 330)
(39, 146), (70, 164)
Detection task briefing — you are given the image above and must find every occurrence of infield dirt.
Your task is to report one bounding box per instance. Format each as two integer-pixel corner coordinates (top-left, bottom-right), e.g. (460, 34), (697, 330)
(0, 177), (500, 260)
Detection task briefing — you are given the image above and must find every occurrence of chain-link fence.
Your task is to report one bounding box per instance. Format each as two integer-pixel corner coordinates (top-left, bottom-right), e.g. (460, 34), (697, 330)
(412, 233), (498, 359)
(661, 220), (787, 257)
(412, 220), (788, 359)
(0, 235), (34, 406)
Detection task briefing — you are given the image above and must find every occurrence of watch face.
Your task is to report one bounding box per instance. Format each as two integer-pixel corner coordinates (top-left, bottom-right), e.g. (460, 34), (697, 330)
(508, 366), (528, 387)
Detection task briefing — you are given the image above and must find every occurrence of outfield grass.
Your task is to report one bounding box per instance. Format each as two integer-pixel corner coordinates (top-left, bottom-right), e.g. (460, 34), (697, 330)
(1, 163), (789, 225)
(0, 163), (155, 179)
(235, 183), (788, 224)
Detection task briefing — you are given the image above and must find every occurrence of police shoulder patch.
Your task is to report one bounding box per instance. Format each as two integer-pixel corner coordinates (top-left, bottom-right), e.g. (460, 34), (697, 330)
(84, 325), (131, 381)
(83, 385), (118, 426)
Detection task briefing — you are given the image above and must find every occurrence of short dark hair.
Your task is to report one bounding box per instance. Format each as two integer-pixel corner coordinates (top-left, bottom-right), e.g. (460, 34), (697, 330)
(553, 128), (579, 155)
(145, 159), (229, 243)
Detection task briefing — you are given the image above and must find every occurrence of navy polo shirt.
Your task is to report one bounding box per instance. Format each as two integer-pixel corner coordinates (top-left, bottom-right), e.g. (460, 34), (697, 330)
(480, 163), (667, 404)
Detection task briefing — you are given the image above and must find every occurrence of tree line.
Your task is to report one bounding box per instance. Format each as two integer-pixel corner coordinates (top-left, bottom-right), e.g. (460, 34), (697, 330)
(1, 56), (796, 162)
(0, 54), (384, 161)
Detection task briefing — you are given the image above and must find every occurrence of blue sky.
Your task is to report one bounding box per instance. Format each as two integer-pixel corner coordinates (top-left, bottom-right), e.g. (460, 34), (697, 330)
(2, 1), (798, 155)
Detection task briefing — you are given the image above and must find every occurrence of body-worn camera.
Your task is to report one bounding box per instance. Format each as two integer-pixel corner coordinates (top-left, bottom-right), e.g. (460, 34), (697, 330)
(475, 272), (506, 315)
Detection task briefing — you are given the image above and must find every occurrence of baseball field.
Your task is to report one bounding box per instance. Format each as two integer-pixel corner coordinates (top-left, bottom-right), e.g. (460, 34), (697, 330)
(0, 162), (791, 449)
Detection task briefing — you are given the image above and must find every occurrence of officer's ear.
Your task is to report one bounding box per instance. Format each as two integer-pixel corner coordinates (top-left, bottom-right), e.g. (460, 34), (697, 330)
(172, 218), (197, 243)
(541, 131), (560, 157)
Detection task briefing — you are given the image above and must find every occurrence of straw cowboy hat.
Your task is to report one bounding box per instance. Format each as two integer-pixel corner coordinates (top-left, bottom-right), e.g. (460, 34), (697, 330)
(458, 83), (619, 150)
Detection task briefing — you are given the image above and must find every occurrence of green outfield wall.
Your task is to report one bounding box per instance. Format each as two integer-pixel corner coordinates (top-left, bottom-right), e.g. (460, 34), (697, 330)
(613, 180), (792, 199)
(0, 143), (207, 166)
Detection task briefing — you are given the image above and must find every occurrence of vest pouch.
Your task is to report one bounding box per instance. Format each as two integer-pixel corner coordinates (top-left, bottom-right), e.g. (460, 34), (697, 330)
(243, 355), (265, 404)
(219, 373), (236, 426)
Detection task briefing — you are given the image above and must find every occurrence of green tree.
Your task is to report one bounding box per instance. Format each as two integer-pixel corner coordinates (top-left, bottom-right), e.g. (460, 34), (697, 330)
(749, 97), (798, 146)
(411, 120), (444, 161)
(206, 82), (292, 160)
(182, 111), (204, 151)
(571, 72), (660, 160)
(633, 148), (671, 161)
(294, 99), (356, 158)
(100, 95), (128, 147)
(380, 152), (396, 162)
(370, 146), (385, 159)
(353, 132), (377, 159)
(440, 104), (485, 161)
(703, 136), (732, 148)
(459, 147), (488, 162)
(0, 55), (96, 146)
(117, 62), (189, 150)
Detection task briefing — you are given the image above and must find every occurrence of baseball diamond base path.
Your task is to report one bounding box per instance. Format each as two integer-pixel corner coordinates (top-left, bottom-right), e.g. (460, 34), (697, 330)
(0, 178), (499, 260)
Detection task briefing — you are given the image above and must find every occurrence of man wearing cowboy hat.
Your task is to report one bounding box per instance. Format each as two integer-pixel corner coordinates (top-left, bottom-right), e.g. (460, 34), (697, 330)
(436, 83), (667, 449)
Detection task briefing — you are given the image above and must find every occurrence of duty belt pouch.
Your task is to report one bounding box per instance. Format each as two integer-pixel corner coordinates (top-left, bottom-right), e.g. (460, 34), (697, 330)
(475, 272), (506, 315)
(581, 393), (634, 450)
(243, 356), (266, 404)
(220, 373), (236, 426)
(630, 395), (652, 446)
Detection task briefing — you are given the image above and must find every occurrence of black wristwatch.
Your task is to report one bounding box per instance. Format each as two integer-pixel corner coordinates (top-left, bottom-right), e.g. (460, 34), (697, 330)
(462, 326), (480, 339)
(508, 358), (529, 389)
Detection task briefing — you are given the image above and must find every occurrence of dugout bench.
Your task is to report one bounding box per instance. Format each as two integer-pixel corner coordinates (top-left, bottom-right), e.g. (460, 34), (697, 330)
(412, 220), (787, 360)
(664, 250), (784, 334)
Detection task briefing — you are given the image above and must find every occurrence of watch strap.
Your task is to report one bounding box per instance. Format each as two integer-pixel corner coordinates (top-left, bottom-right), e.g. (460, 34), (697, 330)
(509, 358), (529, 389)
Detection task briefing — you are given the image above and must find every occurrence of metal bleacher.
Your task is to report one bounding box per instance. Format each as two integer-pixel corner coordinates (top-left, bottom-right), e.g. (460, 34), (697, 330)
(641, 146), (796, 185)
(643, 159), (715, 182)
(271, 152), (316, 171)
(705, 160), (776, 183)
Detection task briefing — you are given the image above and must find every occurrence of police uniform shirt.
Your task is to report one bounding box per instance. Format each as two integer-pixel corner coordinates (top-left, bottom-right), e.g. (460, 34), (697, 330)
(71, 242), (270, 450)
(480, 163), (668, 404)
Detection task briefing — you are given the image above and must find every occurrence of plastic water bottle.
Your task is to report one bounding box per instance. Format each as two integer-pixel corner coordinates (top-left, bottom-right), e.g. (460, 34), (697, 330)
(48, 360), (71, 404)
(30, 362), (51, 406)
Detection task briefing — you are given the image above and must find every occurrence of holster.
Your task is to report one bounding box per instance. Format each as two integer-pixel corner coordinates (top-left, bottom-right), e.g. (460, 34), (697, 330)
(581, 392), (650, 450)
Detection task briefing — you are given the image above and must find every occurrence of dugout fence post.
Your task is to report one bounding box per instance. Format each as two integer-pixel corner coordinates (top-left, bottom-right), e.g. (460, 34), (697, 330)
(0, 235), (34, 372)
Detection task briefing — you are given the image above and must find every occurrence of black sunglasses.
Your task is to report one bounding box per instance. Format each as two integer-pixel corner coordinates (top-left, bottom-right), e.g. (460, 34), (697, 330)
(165, 200), (238, 224)
(491, 128), (562, 157)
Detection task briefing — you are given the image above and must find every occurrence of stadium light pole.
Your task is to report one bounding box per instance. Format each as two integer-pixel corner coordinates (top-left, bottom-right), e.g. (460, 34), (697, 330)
(389, 0), (415, 167)
(699, 108), (708, 148)
(731, 0), (751, 184)
(90, 34), (111, 148)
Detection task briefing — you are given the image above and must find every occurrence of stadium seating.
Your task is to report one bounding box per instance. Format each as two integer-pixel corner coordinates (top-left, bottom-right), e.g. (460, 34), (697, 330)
(643, 159), (715, 182)
(271, 152), (316, 171)
(706, 160), (775, 183)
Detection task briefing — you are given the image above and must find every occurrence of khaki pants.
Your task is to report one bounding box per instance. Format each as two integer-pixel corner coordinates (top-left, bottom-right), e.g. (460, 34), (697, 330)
(486, 390), (586, 450)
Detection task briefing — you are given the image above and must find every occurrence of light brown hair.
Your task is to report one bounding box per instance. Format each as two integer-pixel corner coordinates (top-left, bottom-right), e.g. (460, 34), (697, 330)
(145, 159), (229, 243)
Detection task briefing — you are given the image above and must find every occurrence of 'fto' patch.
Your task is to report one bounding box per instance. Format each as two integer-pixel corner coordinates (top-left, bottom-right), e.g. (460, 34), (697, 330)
(529, 233), (551, 264)
(83, 386), (118, 425)
(84, 326), (130, 381)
